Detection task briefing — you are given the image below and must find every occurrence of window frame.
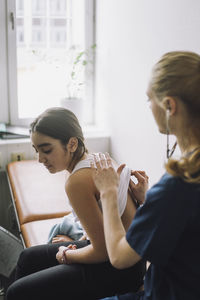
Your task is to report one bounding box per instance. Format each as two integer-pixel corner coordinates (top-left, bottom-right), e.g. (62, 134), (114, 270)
(1, 0), (95, 127)
(0, 0), (9, 124)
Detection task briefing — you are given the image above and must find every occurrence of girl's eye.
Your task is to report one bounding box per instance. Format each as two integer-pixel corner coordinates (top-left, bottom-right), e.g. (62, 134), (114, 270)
(43, 149), (52, 154)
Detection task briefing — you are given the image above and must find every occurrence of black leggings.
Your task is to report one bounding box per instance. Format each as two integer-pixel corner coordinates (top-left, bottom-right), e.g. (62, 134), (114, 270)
(6, 240), (146, 300)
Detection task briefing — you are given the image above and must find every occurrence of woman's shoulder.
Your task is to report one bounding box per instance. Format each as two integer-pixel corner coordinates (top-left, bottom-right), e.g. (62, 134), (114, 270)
(147, 172), (199, 207)
(149, 173), (182, 195)
(156, 172), (200, 191)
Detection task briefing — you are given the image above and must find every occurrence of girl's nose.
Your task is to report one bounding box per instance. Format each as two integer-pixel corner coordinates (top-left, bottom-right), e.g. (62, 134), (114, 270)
(38, 153), (46, 164)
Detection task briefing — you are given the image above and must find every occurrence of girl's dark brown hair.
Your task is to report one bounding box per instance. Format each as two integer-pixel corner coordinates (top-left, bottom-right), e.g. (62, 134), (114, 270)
(30, 107), (88, 169)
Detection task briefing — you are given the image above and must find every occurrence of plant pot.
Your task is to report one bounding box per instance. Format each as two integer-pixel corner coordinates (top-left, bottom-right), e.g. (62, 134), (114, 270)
(60, 97), (83, 123)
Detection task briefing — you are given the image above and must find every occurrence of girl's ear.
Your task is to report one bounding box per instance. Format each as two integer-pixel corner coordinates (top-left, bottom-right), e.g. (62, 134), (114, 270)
(66, 137), (78, 153)
(162, 96), (177, 115)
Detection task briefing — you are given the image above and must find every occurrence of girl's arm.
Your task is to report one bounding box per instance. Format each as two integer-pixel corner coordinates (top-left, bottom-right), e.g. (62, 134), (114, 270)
(60, 168), (108, 264)
(91, 153), (142, 269)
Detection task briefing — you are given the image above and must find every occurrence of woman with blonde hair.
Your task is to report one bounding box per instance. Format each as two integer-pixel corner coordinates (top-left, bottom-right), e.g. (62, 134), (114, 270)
(92, 51), (200, 300)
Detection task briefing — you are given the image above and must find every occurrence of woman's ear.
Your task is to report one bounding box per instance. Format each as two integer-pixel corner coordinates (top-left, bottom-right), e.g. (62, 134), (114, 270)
(67, 137), (78, 153)
(162, 96), (177, 115)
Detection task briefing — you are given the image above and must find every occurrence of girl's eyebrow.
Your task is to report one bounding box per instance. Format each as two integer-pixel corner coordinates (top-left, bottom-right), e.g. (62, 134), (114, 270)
(37, 143), (52, 148)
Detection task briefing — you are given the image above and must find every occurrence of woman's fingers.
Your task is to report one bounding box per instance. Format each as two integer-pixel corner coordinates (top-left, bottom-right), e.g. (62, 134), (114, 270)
(129, 178), (135, 189)
(99, 153), (107, 168)
(91, 152), (113, 170)
(90, 160), (96, 172)
(92, 153), (101, 170)
(137, 171), (149, 181)
(105, 152), (113, 168)
(117, 164), (126, 175)
(131, 170), (149, 183)
(132, 171), (145, 183)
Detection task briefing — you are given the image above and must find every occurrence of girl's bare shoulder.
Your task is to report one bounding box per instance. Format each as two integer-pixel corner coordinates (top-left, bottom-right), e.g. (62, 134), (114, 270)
(65, 168), (95, 194)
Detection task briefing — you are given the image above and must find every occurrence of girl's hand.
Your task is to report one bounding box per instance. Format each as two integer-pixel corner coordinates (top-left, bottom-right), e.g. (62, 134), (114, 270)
(91, 153), (124, 196)
(129, 170), (149, 205)
(78, 234), (87, 241)
(52, 235), (73, 243)
(56, 244), (77, 264)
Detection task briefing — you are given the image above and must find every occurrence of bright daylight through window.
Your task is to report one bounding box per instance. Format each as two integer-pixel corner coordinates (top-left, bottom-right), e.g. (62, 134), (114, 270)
(8, 0), (95, 126)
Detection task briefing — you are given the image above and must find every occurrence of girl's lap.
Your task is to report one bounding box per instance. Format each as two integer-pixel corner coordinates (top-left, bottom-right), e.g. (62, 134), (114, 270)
(101, 290), (144, 300)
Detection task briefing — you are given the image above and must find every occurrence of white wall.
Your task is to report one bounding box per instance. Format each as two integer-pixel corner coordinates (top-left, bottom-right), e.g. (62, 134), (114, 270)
(95, 0), (200, 186)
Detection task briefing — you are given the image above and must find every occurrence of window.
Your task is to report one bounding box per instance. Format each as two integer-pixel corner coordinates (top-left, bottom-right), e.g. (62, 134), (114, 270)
(1, 0), (95, 127)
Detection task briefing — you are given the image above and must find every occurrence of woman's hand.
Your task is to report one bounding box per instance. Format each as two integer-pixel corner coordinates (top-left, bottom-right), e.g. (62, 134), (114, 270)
(129, 170), (149, 205)
(91, 153), (123, 197)
(56, 244), (77, 264)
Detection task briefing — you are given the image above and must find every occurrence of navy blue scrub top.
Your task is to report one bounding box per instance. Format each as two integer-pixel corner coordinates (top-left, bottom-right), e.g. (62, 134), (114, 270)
(126, 173), (200, 300)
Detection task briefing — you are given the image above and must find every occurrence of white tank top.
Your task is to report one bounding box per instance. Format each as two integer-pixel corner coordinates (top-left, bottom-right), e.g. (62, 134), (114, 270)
(70, 155), (131, 227)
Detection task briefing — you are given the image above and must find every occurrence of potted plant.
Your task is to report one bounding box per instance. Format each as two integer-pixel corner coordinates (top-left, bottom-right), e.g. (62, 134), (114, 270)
(60, 44), (96, 122)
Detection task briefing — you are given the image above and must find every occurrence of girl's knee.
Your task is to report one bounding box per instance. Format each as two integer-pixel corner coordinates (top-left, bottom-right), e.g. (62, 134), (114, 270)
(17, 248), (32, 269)
(6, 285), (12, 300)
(6, 282), (17, 300)
(15, 247), (38, 278)
(6, 278), (28, 300)
(18, 246), (43, 266)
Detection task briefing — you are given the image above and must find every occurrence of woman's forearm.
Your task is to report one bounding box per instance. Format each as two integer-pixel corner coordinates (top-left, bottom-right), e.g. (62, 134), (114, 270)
(101, 189), (126, 266)
(101, 189), (141, 269)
